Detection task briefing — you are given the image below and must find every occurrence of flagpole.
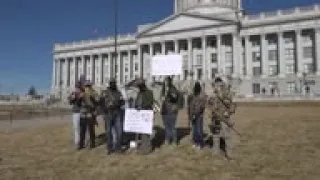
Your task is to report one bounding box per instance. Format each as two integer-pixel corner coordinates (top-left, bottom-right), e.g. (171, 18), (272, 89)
(114, 0), (118, 79)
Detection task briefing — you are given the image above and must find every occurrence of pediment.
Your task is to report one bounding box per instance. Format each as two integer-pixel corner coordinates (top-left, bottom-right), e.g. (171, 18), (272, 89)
(138, 13), (236, 37)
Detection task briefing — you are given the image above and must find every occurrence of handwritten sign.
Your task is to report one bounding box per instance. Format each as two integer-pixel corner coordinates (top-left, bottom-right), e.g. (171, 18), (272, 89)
(151, 54), (182, 76)
(124, 109), (154, 135)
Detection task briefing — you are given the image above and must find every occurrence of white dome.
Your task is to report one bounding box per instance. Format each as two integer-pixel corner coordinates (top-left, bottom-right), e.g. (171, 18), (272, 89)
(175, 0), (241, 14)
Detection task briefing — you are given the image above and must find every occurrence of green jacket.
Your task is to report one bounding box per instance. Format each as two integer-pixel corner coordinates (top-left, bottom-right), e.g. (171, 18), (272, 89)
(135, 88), (154, 110)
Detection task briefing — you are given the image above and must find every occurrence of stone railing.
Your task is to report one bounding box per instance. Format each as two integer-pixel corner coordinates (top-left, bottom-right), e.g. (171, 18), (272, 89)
(54, 33), (136, 52)
(244, 4), (320, 21)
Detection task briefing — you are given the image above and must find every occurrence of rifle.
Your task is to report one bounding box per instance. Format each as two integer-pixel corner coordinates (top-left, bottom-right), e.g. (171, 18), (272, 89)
(213, 94), (241, 137)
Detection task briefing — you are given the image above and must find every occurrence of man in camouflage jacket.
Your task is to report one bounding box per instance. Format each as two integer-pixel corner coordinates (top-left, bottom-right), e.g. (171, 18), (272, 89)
(78, 80), (99, 150)
(208, 77), (236, 156)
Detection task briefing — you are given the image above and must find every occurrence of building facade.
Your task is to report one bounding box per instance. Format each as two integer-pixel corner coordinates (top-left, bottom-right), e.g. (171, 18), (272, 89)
(52, 0), (320, 99)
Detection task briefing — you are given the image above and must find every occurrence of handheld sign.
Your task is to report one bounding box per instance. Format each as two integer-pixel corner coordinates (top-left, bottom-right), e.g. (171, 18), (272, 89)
(151, 54), (182, 76)
(124, 109), (154, 135)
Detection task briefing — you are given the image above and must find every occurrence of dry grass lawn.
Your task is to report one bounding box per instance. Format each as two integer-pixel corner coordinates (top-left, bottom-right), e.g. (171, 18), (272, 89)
(0, 104), (320, 180)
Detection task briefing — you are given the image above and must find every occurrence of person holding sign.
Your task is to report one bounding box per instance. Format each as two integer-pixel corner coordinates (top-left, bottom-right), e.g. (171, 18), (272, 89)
(134, 78), (154, 155)
(161, 76), (180, 146)
(100, 78), (125, 154)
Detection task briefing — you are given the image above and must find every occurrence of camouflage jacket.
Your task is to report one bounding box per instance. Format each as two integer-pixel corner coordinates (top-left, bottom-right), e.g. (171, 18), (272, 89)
(208, 84), (236, 121)
(79, 88), (99, 118)
(188, 92), (207, 118)
(135, 89), (154, 110)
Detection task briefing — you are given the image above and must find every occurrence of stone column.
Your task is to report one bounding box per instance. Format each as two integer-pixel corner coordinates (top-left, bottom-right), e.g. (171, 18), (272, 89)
(244, 35), (252, 77)
(128, 50), (132, 81)
(161, 41), (165, 55)
(174, 40), (179, 54)
(202, 36), (207, 81)
(187, 38), (193, 80)
(315, 28), (320, 75)
(261, 34), (268, 77)
(277, 32), (285, 77)
(70, 58), (75, 87)
(117, 52), (121, 85)
(217, 35), (223, 76)
(52, 59), (56, 90)
(296, 30), (303, 76)
(232, 34), (241, 77)
(63, 58), (68, 88)
(56, 59), (61, 98)
(138, 44), (142, 78)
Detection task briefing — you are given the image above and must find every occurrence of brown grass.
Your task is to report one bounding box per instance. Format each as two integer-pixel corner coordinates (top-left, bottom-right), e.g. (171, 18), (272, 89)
(0, 105), (320, 180)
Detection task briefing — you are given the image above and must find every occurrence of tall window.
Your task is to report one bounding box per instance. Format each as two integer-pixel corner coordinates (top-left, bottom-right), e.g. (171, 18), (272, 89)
(268, 38), (277, 45)
(196, 54), (203, 66)
(252, 83), (261, 94)
(125, 64), (129, 73)
(252, 52), (261, 62)
(268, 50), (278, 61)
(286, 64), (295, 74)
(285, 48), (295, 60)
(211, 53), (218, 63)
(225, 67), (233, 75)
(303, 47), (313, 59)
(304, 63), (314, 74)
(211, 68), (218, 79)
(268, 65), (278, 76)
(183, 55), (188, 69)
(286, 82), (296, 94)
(225, 52), (233, 63)
(284, 36), (294, 44)
(184, 70), (188, 80)
(253, 67), (261, 76)
(134, 62), (139, 71)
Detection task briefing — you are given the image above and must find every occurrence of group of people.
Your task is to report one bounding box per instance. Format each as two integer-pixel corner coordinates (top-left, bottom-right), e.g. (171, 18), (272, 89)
(68, 75), (236, 156)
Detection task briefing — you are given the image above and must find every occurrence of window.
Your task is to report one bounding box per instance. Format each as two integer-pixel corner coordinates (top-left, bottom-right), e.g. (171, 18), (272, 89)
(252, 40), (260, 47)
(197, 68), (203, 80)
(303, 47), (313, 59)
(268, 65), (278, 76)
(125, 75), (128, 83)
(184, 70), (188, 80)
(134, 62), (139, 71)
(252, 52), (261, 62)
(286, 82), (296, 94)
(268, 50), (277, 61)
(211, 68), (218, 79)
(286, 64), (295, 74)
(211, 53), (218, 63)
(196, 54), (203, 66)
(253, 67), (261, 76)
(183, 55), (188, 68)
(284, 37), (294, 44)
(285, 48), (295, 60)
(304, 63), (314, 74)
(115, 65), (118, 73)
(302, 35), (311, 42)
(252, 83), (261, 94)
(268, 38), (277, 45)
(225, 52), (233, 63)
(225, 67), (233, 75)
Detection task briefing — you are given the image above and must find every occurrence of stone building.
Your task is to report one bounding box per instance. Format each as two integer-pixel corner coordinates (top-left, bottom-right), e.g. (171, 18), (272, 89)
(52, 0), (320, 99)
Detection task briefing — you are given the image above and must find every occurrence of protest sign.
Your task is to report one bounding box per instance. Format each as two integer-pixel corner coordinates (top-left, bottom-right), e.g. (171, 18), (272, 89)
(151, 54), (182, 76)
(124, 109), (154, 135)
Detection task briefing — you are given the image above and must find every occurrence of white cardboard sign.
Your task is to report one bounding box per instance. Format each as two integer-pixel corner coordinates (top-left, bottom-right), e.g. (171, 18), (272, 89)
(124, 109), (154, 135)
(151, 54), (182, 76)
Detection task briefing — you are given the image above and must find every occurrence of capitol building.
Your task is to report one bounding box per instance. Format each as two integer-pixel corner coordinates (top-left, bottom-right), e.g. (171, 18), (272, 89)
(52, 0), (320, 99)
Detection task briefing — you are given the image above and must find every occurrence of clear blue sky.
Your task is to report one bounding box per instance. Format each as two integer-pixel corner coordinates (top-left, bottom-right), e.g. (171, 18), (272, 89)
(0, 0), (318, 94)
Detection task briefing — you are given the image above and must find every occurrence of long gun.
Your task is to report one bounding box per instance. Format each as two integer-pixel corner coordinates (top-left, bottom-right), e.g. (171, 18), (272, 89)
(214, 95), (241, 136)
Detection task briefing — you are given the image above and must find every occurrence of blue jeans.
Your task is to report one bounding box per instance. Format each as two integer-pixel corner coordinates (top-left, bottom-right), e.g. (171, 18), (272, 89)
(104, 113), (122, 151)
(162, 113), (178, 144)
(192, 114), (204, 147)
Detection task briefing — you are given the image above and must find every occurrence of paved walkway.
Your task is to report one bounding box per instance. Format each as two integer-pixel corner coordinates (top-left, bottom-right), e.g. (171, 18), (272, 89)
(0, 115), (72, 132)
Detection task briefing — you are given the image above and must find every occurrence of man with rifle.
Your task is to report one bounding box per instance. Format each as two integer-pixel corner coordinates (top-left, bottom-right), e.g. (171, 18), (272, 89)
(207, 77), (237, 158)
